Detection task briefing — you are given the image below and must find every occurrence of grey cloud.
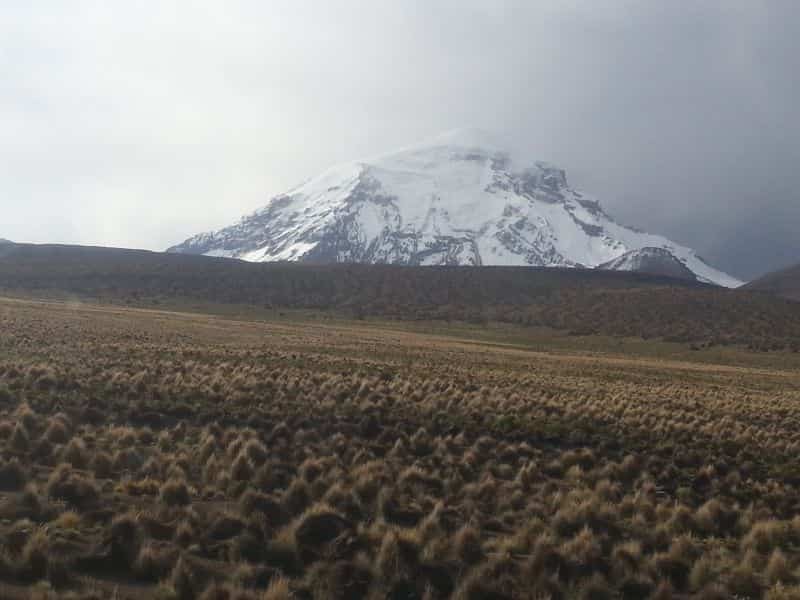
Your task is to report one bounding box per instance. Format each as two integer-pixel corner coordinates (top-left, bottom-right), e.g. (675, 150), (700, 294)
(1, 1), (797, 279)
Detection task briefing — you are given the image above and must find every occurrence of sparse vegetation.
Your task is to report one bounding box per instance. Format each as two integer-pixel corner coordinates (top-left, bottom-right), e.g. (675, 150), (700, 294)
(2, 246), (800, 350)
(0, 295), (799, 598)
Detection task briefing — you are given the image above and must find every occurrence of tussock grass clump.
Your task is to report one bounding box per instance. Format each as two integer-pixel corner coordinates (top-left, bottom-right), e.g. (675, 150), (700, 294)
(743, 520), (790, 555)
(263, 577), (293, 600)
(43, 418), (70, 444)
(243, 439), (269, 467)
(282, 478), (312, 516)
(15, 402), (38, 433)
(168, 556), (202, 600)
(0, 420), (13, 440)
(289, 504), (354, 563)
(453, 524), (484, 565)
(159, 478), (191, 507)
(91, 450), (113, 478)
(17, 528), (51, 582)
(208, 512), (245, 541)
(133, 541), (179, 581)
(61, 437), (89, 469)
(52, 510), (81, 530)
(766, 549), (794, 586)
(108, 512), (144, 565)
(0, 457), (28, 491)
(9, 423), (30, 453)
(230, 453), (254, 482)
(196, 583), (261, 600)
(45, 463), (99, 510)
(240, 490), (286, 524)
(766, 584), (800, 600)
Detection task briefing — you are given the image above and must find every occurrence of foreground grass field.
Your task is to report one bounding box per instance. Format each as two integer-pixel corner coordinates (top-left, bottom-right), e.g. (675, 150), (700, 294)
(1, 297), (800, 599)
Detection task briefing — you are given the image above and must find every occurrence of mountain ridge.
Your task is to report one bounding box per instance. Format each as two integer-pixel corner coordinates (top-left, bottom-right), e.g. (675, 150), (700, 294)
(167, 129), (742, 287)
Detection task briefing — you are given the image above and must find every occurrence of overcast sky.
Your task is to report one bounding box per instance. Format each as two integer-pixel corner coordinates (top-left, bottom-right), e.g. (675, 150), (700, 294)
(2, 1), (798, 280)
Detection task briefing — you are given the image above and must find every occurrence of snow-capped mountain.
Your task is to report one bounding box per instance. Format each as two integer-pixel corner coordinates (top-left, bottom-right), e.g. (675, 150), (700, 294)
(168, 129), (742, 288)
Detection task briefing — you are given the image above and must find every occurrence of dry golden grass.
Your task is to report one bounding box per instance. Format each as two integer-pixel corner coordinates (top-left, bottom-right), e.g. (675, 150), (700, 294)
(0, 296), (799, 598)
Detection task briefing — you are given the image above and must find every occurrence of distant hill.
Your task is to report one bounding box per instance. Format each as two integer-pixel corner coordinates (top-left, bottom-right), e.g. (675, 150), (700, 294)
(745, 262), (800, 301)
(0, 242), (798, 350)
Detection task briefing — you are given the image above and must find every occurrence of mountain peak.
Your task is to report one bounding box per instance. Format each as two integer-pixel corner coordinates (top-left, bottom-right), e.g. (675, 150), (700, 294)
(168, 133), (743, 288)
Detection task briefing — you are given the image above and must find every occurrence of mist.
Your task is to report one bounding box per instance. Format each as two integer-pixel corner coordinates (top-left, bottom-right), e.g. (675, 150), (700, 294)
(2, 1), (798, 279)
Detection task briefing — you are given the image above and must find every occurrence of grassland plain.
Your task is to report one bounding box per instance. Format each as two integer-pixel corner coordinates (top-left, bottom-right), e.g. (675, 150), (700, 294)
(1, 296), (800, 599)
(3, 244), (800, 351)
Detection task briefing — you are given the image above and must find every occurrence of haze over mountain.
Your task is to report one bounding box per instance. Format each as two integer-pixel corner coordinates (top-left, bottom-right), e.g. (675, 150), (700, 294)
(170, 130), (741, 288)
(3, 4), (799, 281)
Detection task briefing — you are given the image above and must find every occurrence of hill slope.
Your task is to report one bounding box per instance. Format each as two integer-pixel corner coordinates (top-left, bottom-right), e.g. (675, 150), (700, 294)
(745, 262), (800, 301)
(0, 242), (797, 349)
(169, 129), (741, 288)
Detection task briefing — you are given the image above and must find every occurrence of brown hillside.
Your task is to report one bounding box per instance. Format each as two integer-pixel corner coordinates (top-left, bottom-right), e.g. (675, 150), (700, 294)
(1, 242), (799, 350)
(746, 262), (800, 301)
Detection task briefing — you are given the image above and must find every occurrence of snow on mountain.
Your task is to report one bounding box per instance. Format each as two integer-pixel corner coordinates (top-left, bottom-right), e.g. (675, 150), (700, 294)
(168, 129), (743, 288)
(598, 247), (698, 281)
